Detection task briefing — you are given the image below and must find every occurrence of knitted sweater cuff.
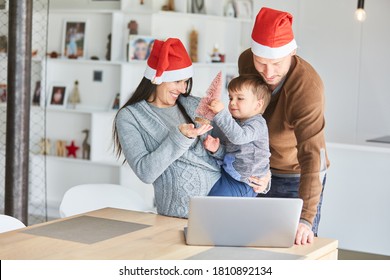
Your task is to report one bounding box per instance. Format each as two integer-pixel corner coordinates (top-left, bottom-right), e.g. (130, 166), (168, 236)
(299, 218), (312, 229)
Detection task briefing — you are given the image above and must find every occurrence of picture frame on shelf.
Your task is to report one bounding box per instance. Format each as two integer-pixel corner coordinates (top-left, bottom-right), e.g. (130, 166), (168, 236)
(62, 20), (87, 59)
(48, 85), (67, 108)
(0, 35), (7, 54)
(225, 73), (235, 92)
(233, 0), (252, 19)
(128, 35), (155, 61)
(0, 0), (8, 11)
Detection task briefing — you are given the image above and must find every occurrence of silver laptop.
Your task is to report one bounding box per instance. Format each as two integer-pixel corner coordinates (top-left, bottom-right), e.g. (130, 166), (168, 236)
(184, 196), (303, 248)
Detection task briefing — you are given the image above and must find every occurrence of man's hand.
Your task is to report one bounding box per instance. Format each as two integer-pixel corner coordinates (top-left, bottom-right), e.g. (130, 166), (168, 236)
(179, 123), (213, 139)
(248, 170), (271, 193)
(295, 222), (314, 245)
(203, 135), (220, 153)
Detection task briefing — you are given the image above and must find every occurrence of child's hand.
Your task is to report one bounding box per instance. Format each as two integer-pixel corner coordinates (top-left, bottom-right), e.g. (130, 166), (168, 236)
(203, 135), (220, 153)
(249, 171), (271, 193)
(208, 100), (224, 114)
(179, 123), (213, 139)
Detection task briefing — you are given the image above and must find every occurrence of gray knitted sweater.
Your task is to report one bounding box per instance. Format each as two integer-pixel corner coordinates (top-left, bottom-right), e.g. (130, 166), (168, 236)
(115, 95), (221, 218)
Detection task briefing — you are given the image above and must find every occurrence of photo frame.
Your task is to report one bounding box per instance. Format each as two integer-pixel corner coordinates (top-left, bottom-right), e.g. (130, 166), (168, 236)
(225, 74), (235, 91)
(48, 85), (67, 108)
(233, 0), (252, 19)
(128, 35), (155, 61)
(0, 0), (8, 11)
(62, 20), (87, 59)
(0, 35), (7, 54)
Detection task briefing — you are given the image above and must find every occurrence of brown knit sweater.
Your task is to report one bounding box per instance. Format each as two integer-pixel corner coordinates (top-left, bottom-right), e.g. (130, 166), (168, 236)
(238, 48), (330, 225)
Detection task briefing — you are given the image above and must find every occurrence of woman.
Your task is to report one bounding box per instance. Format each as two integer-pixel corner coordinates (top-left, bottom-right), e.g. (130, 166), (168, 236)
(113, 38), (221, 218)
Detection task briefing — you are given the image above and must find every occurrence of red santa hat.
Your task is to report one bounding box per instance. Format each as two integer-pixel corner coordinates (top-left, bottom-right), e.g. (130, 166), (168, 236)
(144, 38), (193, 85)
(251, 7), (297, 59)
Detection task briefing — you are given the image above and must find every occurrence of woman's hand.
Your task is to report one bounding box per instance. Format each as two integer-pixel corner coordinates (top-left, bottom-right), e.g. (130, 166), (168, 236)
(248, 170), (271, 193)
(179, 123), (213, 139)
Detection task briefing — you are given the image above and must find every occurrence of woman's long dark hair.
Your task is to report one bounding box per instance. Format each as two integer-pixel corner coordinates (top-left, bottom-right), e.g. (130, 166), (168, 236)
(112, 77), (193, 160)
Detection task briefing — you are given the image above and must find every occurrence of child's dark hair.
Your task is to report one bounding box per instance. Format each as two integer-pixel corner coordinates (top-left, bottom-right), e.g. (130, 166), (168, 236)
(228, 74), (271, 113)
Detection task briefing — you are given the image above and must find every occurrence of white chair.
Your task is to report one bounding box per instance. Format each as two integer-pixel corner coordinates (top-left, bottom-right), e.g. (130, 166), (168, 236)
(59, 184), (152, 218)
(0, 214), (26, 233)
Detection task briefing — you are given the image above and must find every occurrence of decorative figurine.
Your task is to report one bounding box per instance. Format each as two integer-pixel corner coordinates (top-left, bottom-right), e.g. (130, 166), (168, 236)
(68, 80), (81, 109)
(32, 81), (41, 106)
(82, 129), (90, 160)
(189, 29), (198, 63)
(47, 51), (60, 58)
(111, 93), (120, 110)
(225, 2), (235, 17)
(211, 44), (224, 63)
(56, 140), (67, 157)
(195, 71), (222, 123)
(191, 0), (206, 14)
(105, 33), (112, 61)
(128, 20), (138, 35)
(0, 84), (6, 103)
(162, 0), (175, 11)
(39, 138), (51, 155)
(66, 140), (79, 158)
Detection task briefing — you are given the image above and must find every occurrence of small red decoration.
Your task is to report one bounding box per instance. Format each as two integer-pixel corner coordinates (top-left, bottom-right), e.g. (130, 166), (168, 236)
(66, 140), (79, 158)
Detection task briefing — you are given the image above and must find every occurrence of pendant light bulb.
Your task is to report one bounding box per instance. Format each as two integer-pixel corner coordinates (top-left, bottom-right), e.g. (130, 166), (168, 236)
(355, 0), (366, 22)
(355, 8), (367, 22)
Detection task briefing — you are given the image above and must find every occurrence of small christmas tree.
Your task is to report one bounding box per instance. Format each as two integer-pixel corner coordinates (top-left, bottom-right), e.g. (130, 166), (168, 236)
(195, 71), (222, 122)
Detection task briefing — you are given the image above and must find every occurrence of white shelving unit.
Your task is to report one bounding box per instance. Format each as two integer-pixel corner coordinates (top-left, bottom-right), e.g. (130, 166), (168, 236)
(44, 0), (255, 218)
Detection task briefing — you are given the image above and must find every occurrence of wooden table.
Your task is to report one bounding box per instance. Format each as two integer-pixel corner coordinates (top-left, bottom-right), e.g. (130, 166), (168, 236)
(0, 208), (338, 260)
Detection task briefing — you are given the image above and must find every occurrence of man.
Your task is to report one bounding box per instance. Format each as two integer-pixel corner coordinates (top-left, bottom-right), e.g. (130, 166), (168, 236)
(238, 7), (329, 245)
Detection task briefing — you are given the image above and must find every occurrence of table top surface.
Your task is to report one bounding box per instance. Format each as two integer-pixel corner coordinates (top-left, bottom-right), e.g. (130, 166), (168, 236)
(0, 208), (338, 260)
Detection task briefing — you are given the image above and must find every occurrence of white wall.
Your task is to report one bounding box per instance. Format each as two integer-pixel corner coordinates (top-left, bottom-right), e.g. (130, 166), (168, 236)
(320, 143), (390, 255)
(356, 0), (390, 144)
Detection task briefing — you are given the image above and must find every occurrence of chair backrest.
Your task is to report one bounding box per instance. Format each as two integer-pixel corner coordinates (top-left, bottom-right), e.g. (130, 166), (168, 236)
(0, 214), (26, 233)
(59, 184), (151, 218)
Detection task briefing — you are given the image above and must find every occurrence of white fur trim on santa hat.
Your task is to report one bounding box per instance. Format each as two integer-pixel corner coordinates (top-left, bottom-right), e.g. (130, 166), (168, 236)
(251, 38), (297, 59)
(144, 64), (193, 85)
